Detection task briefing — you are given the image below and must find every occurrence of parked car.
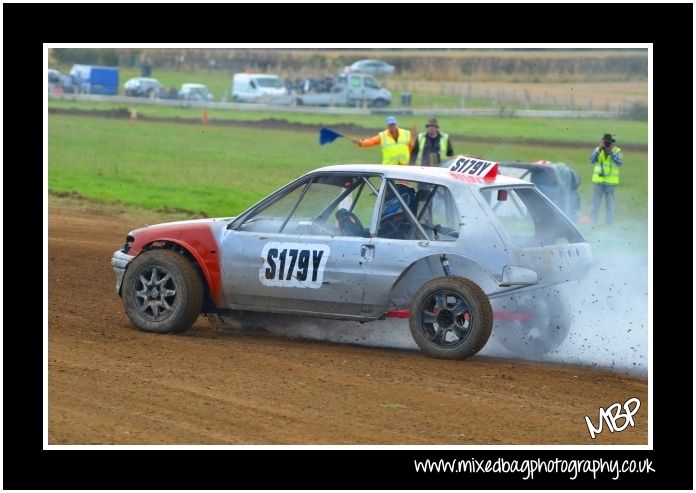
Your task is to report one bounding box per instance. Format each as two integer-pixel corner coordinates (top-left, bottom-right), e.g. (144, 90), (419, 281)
(112, 157), (592, 360)
(48, 68), (71, 93)
(349, 59), (396, 76)
(178, 83), (214, 101)
(232, 73), (289, 103)
(295, 73), (391, 107)
(124, 77), (163, 98)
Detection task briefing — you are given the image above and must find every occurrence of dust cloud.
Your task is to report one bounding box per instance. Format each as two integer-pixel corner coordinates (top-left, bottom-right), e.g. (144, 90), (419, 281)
(222, 225), (648, 377)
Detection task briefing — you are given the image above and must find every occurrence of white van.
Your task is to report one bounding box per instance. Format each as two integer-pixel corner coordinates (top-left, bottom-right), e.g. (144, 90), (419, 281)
(232, 73), (288, 102)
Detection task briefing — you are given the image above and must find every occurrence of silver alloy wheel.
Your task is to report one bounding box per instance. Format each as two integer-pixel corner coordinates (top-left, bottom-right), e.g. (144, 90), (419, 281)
(132, 266), (178, 322)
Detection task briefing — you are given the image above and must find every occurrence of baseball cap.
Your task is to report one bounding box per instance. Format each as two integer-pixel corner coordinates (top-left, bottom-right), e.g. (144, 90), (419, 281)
(385, 116), (397, 125)
(602, 133), (616, 143)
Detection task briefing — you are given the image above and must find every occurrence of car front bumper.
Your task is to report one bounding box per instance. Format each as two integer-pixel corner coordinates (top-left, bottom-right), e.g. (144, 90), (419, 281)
(111, 250), (134, 295)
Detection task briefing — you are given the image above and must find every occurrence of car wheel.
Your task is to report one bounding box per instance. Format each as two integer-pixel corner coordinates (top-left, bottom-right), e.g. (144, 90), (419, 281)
(372, 98), (388, 108)
(122, 250), (203, 334)
(496, 291), (571, 358)
(409, 276), (493, 360)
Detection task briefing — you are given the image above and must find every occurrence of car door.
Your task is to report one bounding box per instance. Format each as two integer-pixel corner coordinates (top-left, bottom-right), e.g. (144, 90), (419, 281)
(362, 75), (381, 102)
(360, 180), (462, 317)
(346, 74), (364, 105)
(219, 173), (382, 318)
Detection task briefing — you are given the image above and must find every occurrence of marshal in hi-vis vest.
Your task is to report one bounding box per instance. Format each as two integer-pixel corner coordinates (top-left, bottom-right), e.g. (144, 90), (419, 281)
(416, 131), (449, 166)
(591, 147), (622, 185)
(379, 128), (411, 165)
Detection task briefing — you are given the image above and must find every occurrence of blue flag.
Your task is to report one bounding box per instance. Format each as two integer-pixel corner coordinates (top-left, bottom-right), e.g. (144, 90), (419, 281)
(319, 127), (344, 145)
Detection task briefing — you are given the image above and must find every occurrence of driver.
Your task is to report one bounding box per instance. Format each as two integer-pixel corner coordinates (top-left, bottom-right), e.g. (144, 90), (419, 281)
(378, 184), (416, 239)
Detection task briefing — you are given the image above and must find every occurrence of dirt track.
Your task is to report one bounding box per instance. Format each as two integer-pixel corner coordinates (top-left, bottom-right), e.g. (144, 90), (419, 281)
(48, 203), (648, 445)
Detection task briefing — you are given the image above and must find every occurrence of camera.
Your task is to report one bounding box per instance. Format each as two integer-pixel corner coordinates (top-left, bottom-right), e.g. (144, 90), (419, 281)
(602, 139), (612, 148)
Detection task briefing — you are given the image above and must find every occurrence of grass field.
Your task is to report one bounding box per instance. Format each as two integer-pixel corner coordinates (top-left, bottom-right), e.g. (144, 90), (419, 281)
(48, 99), (649, 146)
(48, 114), (647, 238)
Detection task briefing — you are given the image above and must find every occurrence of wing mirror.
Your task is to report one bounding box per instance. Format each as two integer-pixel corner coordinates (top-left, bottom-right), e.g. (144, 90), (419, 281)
(501, 266), (538, 287)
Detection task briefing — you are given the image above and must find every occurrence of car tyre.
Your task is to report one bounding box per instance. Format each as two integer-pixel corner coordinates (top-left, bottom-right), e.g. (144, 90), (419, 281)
(409, 276), (493, 360)
(122, 250), (203, 334)
(496, 291), (571, 358)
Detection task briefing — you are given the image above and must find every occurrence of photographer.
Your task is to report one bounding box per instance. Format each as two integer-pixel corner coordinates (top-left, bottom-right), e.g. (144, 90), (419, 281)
(589, 133), (623, 225)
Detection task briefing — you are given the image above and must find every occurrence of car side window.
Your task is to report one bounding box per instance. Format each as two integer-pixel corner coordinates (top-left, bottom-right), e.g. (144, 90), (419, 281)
(481, 187), (583, 246)
(420, 185), (460, 241)
(364, 77), (379, 89)
(236, 181), (307, 234)
(376, 180), (459, 241)
(237, 174), (382, 237)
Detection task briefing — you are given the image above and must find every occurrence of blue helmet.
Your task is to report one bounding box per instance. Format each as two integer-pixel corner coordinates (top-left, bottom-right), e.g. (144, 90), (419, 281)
(381, 185), (415, 221)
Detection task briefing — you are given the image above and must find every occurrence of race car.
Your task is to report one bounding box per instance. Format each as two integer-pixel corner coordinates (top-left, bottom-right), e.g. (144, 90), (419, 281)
(501, 160), (582, 221)
(441, 159), (582, 221)
(112, 157), (592, 360)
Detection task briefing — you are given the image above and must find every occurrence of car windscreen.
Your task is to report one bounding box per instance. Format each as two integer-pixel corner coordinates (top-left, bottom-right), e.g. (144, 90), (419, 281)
(256, 77), (283, 88)
(480, 186), (584, 247)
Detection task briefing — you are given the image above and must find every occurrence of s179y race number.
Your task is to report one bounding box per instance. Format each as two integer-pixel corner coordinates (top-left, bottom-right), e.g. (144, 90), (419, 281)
(448, 156), (499, 182)
(260, 242), (330, 289)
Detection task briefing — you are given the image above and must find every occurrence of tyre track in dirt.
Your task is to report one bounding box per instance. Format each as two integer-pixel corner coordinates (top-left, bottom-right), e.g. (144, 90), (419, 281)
(47, 203), (648, 444)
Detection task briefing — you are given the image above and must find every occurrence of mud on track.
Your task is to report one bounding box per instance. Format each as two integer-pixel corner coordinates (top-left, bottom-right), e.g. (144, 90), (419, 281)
(48, 204), (648, 444)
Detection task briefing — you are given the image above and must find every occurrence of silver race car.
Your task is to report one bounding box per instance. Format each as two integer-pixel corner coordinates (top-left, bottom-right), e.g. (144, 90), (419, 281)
(112, 157), (592, 360)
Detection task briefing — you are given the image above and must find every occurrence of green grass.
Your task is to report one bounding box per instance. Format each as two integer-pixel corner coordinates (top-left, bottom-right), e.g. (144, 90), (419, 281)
(49, 115), (371, 216)
(48, 115), (648, 248)
(48, 114), (647, 248)
(48, 99), (649, 145)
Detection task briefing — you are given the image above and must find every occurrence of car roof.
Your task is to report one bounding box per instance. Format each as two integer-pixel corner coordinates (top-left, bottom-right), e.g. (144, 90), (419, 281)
(312, 164), (531, 188)
(181, 83), (207, 89)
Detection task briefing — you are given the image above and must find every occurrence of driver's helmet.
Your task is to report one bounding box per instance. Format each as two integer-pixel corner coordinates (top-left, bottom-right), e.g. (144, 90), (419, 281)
(381, 184), (415, 221)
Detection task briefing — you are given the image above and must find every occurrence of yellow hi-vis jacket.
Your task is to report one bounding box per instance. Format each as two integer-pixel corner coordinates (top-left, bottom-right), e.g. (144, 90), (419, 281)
(591, 147), (622, 185)
(379, 128), (411, 165)
(416, 131), (449, 166)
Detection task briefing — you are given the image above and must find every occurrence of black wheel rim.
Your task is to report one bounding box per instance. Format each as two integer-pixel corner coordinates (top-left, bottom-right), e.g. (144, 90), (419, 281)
(132, 265), (178, 322)
(417, 289), (473, 348)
